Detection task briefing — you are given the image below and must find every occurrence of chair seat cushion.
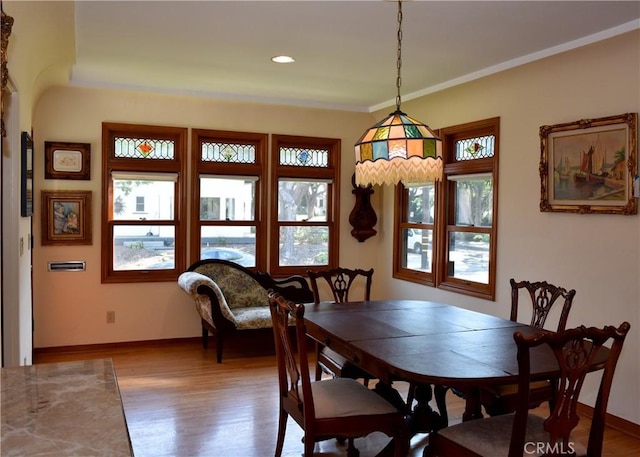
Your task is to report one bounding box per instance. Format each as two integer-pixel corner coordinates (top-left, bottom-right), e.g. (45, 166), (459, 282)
(233, 307), (273, 329)
(310, 378), (398, 419)
(435, 413), (586, 457)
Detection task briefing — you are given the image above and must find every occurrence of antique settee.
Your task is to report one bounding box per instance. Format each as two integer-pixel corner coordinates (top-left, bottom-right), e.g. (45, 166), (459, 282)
(178, 259), (313, 362)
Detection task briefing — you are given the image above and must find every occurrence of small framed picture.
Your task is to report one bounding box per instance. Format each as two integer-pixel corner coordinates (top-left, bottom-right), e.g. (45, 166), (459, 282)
(44, 141), (91, 180)
(41, 190), (92, 245)
(539, 113), (637, 215)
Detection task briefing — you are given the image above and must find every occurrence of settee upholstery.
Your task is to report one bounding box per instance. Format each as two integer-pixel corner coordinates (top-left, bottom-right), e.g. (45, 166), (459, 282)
(178, 259), (313, 362)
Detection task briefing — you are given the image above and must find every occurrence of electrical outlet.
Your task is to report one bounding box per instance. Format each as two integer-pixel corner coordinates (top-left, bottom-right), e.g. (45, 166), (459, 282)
(106, 311), (116, 324)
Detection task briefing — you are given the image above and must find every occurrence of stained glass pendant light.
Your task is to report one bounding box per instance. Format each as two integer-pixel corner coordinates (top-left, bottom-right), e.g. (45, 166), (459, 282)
(354, 0), (443, 187)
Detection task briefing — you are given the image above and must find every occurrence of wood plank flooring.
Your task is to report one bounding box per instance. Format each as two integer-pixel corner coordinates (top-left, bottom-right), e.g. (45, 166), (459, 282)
(35, 336), (640, 457)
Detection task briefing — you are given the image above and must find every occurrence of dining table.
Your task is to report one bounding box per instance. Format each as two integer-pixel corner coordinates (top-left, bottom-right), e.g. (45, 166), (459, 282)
(303, 299), (609, 438)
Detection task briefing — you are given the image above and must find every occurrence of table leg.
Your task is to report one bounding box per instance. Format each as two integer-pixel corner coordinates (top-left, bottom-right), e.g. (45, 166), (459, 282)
(411, 383), (448, 434)
(462, 386), (484, 422)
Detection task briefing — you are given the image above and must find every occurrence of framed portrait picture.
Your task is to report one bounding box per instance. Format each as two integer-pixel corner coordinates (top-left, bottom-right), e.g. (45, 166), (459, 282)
(44, 141), (91, 180)
(539, 113), (637, 215)
(21, 131), (34, 217)
(41, 190), (92, 245)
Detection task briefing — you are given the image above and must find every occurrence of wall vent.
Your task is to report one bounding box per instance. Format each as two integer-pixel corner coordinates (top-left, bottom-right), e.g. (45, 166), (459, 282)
(48, 261), (86, 272)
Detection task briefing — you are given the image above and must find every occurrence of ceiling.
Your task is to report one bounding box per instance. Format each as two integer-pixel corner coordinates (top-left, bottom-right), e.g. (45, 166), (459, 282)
(71, 1), (640, 112)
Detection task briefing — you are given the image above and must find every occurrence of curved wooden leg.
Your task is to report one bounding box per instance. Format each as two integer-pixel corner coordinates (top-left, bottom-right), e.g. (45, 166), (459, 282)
(346, 438), (360, 457)
(406, 382), (416, 410)
(275, 407), (287, 457)
(215, 331), (224, 363)
(462, 387), (484, 422)
(303, 432), (315, 456)
(412, 383), (447, 433)
(433, 384), (449, 427)
(201, 321), (209, 348)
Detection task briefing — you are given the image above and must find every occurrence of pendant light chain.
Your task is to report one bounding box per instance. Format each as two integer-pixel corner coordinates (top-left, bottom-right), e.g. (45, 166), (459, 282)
(395, 0), (403, 112)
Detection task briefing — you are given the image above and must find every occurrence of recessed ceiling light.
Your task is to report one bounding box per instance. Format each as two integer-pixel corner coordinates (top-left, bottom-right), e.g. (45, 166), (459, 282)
(271, 55), (295, 64)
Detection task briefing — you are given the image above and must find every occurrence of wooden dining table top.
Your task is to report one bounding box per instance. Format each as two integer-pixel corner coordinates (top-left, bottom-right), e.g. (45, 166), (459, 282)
(303, 299), (601, 389)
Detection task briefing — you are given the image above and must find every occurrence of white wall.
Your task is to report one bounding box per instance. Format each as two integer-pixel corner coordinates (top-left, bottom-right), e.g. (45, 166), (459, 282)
(375, 31), (640, 424)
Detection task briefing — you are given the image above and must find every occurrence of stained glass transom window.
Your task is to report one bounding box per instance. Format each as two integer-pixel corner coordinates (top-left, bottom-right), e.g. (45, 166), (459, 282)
(201, 142), (256, 164)
(114, 137), (175, 160)
(456, 135), (495, 161)
(279, 147), (328, 167)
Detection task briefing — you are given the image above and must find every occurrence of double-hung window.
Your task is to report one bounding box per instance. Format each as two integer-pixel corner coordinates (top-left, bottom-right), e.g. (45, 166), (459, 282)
(394, 117), (499, 299)
(102, 123), (187, 282)
(191, 129), (267, 269)
(270, 135), (340, 276)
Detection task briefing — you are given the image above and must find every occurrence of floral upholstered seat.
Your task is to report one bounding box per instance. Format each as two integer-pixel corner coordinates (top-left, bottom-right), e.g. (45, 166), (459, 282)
(178, 259), (313, 362)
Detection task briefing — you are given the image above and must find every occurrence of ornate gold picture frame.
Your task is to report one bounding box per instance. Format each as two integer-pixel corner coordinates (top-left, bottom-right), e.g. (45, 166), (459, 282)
(539, 113), (637, 215)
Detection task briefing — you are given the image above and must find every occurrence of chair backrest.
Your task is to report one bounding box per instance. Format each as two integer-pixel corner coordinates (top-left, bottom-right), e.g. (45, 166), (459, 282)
(268, 291), (316, 424)
(510, 278), (576, 332)
(509, 322), (630, 457)
(307, 267), (374, 304)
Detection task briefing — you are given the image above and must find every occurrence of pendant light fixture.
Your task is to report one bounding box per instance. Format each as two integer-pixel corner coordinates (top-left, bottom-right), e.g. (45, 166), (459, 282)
(354, 0), (443, 187)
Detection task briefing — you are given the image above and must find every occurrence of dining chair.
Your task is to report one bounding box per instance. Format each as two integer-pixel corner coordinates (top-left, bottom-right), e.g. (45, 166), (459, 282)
(267, 291), (409, 457)
(478, 278), (577, 416)
(307, 267), (376, 384)
(425, 321), (630, 457)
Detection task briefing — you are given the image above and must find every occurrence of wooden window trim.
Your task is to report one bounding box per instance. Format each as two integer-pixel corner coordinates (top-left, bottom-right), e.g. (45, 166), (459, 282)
(190, 129), (268, 270)
(101, 123), (187, 283)
(393, 117), (499, 300)
(270, 134), (340, 277)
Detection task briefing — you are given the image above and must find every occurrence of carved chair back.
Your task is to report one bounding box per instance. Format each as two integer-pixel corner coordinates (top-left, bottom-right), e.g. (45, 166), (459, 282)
(510, 322), (630, 457)
(308, 267), (373, 304)
(510, 278), (576, 332)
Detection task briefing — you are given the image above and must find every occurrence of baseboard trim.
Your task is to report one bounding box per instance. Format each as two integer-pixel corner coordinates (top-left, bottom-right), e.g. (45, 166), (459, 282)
(577, 402), (640, 439)
(34, 337), (202, 355)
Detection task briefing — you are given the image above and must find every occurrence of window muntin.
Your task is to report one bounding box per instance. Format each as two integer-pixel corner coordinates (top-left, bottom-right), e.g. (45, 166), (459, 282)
(271, 135), (340, 276)
(102, 123), (187, 283)
(393, 118), (499, 299)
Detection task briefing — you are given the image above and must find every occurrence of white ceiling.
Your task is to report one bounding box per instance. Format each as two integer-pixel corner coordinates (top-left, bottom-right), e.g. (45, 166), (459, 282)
(71, 1), (640, 112)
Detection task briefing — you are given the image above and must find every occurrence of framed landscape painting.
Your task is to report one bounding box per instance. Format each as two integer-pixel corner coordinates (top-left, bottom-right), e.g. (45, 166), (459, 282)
(539, 113), (637, 215)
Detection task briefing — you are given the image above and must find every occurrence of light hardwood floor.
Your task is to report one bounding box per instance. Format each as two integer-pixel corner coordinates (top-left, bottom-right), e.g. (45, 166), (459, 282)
(35, 335), (640, 457)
